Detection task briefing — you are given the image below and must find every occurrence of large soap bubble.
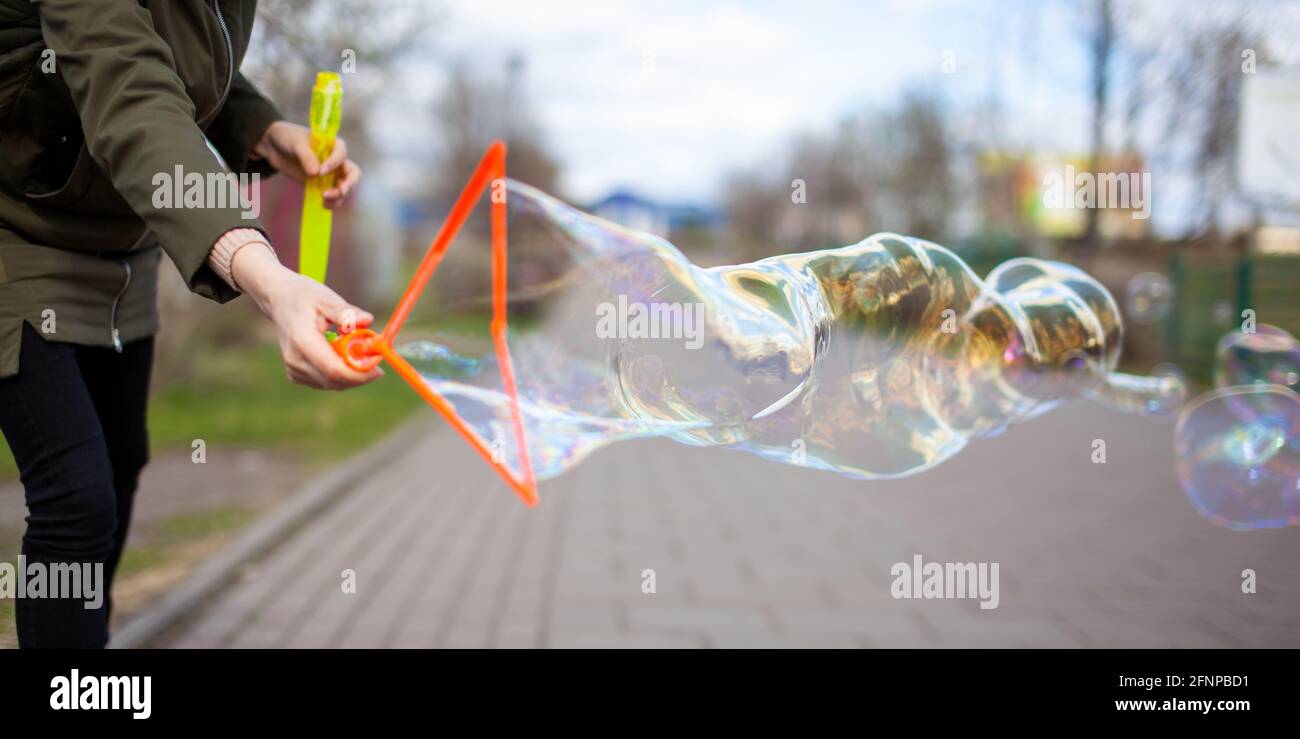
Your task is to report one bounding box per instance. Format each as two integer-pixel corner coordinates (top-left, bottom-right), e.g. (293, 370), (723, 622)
(1168, 324), (1300, 530)
(399, 180), (1184, 481)
(1175, 384), (1300, 530)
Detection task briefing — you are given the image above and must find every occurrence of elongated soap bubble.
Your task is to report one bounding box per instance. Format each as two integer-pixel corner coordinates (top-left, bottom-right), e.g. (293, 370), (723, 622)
(400, 180), (1184, 482)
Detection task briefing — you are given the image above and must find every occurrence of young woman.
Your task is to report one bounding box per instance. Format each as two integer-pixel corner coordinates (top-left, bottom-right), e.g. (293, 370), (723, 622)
(0, 1), (381, 647)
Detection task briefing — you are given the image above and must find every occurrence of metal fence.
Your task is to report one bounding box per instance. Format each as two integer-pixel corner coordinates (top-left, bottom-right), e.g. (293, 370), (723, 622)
(1169, 250), (1300, 380)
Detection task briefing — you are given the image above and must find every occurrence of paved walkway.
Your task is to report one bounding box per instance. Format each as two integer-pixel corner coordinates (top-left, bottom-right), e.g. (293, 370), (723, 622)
(163, 401), (1300, 648)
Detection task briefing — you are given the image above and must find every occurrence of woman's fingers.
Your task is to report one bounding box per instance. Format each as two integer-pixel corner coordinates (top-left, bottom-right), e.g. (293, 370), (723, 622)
(291, 135), (321, 178)
(269, 274), (383, 390)
(323, 160), (362, 208)
(321, 297), (374, 332)
(292, 333), (379, 390)
(320, 139), (351, 206)
(320, 137), (348, 175)
(305, 297), (382, 388)
(286, 366), (323, 390)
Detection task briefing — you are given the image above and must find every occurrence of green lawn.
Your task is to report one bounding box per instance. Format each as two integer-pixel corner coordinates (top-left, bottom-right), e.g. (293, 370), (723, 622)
(0, 340), (421, 480)
(116, 507), (258, 578)
(146, 343), (418, 466)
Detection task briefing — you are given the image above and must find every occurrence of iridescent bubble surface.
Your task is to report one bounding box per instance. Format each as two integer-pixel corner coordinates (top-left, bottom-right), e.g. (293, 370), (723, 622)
(1124, 272), (1173, 325)
(1175, 384), (1300, 530)
(1169, 324), (1300, 530)
(1213, 324), (1300, 392)
(399, 180), (1184, 482)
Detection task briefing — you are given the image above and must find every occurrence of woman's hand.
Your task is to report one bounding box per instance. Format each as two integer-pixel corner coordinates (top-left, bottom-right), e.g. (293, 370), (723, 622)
(251, 120), (361, 208)
(230, 243), (382, 390)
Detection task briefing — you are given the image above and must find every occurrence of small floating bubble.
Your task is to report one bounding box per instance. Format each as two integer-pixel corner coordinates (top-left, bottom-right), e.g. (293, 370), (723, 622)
(1125, 272), (1173, 325)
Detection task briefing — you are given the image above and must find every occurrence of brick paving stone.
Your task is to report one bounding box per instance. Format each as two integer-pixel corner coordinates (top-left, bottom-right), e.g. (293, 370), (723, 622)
(161, 401), (1300, 648)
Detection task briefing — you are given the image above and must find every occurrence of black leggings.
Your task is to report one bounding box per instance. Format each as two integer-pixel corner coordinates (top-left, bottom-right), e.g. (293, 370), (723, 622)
(0, 322), (153, 648)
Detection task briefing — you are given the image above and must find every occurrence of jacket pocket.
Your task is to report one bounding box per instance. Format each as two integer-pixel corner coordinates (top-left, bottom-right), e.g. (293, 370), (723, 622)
(25, 142), (131, 213)
(0, 62), (131, 213)
(0, 59), (82, 200)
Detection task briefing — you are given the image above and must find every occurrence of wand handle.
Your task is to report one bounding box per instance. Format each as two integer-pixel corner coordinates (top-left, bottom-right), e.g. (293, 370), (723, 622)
(299, 72), (343, 283)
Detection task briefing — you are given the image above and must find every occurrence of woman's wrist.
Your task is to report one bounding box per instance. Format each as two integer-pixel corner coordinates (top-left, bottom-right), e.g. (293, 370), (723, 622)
(229, 239), (291, 312)
(251, 120), (287, 162)
(210, 228), (274, 289)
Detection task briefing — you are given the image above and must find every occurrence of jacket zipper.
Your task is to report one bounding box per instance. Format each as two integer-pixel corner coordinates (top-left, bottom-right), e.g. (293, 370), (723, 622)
(110, 260), (132, 353)
(108, 6), (226, 352)
(204, 1), (236, 122)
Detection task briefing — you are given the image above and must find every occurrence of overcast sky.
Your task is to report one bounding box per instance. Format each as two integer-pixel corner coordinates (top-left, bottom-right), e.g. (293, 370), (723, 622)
(372, 0), (1089, 203)
(374, 0), (1299, 213)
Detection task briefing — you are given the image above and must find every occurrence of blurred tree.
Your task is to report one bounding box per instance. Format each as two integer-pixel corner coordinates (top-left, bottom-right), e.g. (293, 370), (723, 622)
(423, 57), (564, 313)
(724, 90), (954, 257)
(248, 0), (436, 164)
(1082, 0), (1115, 256)
(870, 92), (956, 241)
(776, 127), (870, 252)
(1112, 1), (1277, 239)
(723, 171), (784, 254)
(1167, 24), (1261, 235)
(431, 57), (561, 204)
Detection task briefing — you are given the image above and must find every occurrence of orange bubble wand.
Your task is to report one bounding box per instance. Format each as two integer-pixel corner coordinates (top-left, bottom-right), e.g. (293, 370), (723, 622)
(331, 141), (539, 506)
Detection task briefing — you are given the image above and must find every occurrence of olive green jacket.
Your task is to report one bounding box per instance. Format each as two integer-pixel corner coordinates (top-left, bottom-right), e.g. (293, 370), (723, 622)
(0, 0), (282, 377)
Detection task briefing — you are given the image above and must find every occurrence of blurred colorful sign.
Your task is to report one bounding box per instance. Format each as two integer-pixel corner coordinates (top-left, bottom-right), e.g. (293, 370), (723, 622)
(977, 152), (1151, 240)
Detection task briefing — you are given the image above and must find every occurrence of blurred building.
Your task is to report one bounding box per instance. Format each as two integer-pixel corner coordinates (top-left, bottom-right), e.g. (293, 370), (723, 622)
(591, 190), (722, 239)
(1255, 226), (1300, 255)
